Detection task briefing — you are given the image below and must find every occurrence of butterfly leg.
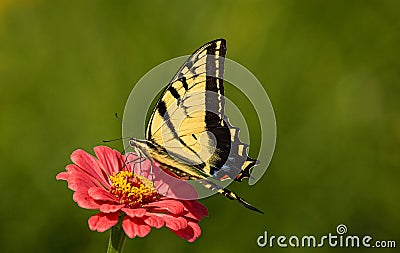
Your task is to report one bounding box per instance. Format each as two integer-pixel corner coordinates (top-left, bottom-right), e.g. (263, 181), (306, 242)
(132, 147), (144, 175)
(121, 152), (134, 171)
(132, 147), (155, 186)
(121, 153), (145, 171)
(149, 162), (155, 187)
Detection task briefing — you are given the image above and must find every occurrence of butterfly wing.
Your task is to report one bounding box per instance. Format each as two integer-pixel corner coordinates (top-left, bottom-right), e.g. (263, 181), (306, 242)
(146, 39), (257, 181)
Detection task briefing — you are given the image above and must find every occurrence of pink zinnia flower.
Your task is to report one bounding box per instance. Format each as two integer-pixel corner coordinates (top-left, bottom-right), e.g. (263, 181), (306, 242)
(56, 146), (208, 242)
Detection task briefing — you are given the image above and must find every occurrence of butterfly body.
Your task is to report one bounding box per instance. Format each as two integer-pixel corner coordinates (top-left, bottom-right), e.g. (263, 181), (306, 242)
(129, 138), (210, 180)
(129, 39), (263, 213)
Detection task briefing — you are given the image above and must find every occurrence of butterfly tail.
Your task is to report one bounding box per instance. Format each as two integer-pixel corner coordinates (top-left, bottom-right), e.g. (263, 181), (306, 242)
(198, 178), (263, 214)
(218, 188), (264, 214)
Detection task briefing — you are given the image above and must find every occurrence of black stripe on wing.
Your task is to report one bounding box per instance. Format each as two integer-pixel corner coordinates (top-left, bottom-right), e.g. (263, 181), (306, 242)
(172, 39), (227, 83)
(155, 116), (259, 182)
(155, 100), (200, 159)
(146, 39), (226, 140)
(210, 117), (260, 182)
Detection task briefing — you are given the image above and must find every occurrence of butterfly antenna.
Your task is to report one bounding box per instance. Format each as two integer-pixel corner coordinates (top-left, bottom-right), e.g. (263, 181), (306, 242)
(115, 112), (122, 122)
(102, 112), (126, 143)
(103, 136), (131, 143)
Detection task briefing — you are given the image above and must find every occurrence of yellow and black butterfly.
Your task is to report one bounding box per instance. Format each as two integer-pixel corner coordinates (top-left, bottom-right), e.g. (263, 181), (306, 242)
(129, 39), (262, 213)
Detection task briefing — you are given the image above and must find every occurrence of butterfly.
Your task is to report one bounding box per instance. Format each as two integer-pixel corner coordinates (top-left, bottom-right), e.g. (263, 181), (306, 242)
(129, 39), (263, 213)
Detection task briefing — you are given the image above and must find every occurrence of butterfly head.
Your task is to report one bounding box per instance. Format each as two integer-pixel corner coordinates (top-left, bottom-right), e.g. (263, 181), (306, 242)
(129, 138), (144, 150)
(128, 138), (138, 148)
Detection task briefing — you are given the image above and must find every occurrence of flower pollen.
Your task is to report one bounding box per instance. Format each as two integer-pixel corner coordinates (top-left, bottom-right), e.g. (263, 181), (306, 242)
(110, 171), (158, 207)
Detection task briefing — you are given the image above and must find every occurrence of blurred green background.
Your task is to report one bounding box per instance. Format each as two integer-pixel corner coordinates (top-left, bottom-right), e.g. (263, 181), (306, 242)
(1, 0), (399, 252)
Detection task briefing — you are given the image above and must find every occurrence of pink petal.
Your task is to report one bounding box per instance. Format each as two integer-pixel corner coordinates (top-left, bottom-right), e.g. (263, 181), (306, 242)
(144, 214), (165, 228)
(181, 200), (208, 220)
(88, 187), (117, 202)
(66, 171), (99, 192)
(152, 214), (187, 230)
(56, 172), (69, 180)
(100, 204), (124, 213)
(57, 164), (101, 192)
(88, 212), (119, 232)
(122, 208), (147, 218)
(153, 173), (199, 200)
(70, 149), (110, 189)
(170, 221), (201, 242)
(94, 146), (124, 175)
(144, 199), (185, 214)
(134, 159), (153, 176)
(73, 191), (101, 209)
(122, 216), (151, 238)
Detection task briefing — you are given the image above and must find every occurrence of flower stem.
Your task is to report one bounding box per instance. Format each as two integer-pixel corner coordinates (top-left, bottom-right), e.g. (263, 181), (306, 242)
(107, 223), (126, 253)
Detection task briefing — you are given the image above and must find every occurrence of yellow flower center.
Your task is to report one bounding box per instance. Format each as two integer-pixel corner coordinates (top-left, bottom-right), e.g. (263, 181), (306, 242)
(109, 171), (158, 207)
